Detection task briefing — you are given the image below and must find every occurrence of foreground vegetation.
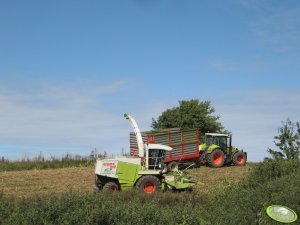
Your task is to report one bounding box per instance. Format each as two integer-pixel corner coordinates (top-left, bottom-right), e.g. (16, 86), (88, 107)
(0, 159), (299, 225)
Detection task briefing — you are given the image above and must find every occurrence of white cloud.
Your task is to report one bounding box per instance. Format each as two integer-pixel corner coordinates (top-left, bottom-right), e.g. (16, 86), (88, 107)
(214, 89), (300, 161)
(0, 79), (136, 158)
(1, 77), (299, 163)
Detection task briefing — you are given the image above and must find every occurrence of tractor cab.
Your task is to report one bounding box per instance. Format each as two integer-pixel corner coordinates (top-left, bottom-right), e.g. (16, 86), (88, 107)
(205, 133), (232, 152)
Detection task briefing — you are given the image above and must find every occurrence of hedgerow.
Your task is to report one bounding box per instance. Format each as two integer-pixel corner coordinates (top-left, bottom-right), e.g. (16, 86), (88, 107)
(204, 159), (300, 224)
(0, 191), (208, 225)
(0, 160), (95, 172)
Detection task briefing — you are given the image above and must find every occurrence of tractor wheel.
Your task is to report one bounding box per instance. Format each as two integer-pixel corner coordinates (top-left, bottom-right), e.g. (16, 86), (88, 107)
(135, 175), (161, 194)
(103, 182), (119, 193)
(207, 149), (225, 168)
(167, 161), (179, 171)
(232, 151), (247, 166)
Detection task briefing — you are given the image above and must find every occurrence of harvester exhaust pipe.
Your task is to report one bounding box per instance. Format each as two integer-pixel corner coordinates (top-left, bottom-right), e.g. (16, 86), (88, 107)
(124, 113), (145, 157)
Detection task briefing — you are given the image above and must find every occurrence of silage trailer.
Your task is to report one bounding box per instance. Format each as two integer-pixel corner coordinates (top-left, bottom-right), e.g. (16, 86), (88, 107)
(129, 129), (247, 168)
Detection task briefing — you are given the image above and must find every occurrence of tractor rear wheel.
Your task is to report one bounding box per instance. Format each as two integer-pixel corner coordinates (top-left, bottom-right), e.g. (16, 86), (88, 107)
(135, 175), (161, 194)
(103, 182), (119, 193)
(232, 151), (247, 166)
(207, 149), (225, 168)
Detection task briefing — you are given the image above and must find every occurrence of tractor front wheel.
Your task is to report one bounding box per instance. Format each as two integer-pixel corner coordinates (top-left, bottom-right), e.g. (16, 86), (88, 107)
(207, 149), (225, 168)
(135, 175), (161, 194)
(103, 182), (119, 193)
(232, 152), (247, 166)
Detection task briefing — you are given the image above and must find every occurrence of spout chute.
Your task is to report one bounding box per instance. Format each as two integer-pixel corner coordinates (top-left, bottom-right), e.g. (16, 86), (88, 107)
(124, 114), (144, 157)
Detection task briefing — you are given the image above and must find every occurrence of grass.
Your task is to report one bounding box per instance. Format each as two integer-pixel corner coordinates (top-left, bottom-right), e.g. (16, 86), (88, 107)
(0, 160), (299, 224)
(189, 163), (254, 196)
(0, 167), (94, 198)
(0, 160), (94, 172)
(0, 163), (253, 198)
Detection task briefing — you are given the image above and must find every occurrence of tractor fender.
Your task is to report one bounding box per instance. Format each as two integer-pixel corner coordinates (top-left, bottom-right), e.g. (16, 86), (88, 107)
(230, 146), (238, 155)
(199, 144), (220, 152)
(199, 143), (207, 151)
(206, 144), (221, 152)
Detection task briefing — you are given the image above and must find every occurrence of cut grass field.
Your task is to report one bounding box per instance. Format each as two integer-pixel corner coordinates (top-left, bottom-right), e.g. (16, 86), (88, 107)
(0, 160), (299, 225)
(0, 163), (254, 198)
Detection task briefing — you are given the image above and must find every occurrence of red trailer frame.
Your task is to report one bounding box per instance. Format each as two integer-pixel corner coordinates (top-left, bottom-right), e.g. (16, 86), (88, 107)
(130, 129), (200, 163)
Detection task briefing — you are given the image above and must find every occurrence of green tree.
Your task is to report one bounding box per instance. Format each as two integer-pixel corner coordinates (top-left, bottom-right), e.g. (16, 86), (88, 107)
(268, 118), (300, 161)
(151, 99), (225, 134)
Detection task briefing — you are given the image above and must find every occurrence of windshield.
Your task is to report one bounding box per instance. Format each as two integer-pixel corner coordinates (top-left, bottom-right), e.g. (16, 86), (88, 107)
(206, 136), (228, 149)
(148, 149), (166, 170)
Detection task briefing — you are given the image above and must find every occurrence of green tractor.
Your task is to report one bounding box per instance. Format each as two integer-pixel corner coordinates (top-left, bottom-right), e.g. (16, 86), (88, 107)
(199, 133), (247, 168)
(93, 114), (197, 194)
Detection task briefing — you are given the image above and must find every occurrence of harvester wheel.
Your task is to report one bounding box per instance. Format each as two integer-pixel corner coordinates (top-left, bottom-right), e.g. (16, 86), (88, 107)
(207, 149), (225, 168)
(232, 151), (247, 166)
(135, 175), (161, 194)
(103, 182), (119, 193)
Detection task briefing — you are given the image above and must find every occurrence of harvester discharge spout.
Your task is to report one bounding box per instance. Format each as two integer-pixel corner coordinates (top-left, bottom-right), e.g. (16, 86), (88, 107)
(124, 113), (144, 157)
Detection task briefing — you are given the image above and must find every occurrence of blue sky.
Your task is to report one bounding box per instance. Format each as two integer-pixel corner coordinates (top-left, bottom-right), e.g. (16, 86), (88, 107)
(0, 0), (299, 161)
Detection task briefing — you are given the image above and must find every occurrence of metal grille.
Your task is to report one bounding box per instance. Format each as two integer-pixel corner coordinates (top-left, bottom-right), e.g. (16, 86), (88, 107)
(129, 129), (199, 161)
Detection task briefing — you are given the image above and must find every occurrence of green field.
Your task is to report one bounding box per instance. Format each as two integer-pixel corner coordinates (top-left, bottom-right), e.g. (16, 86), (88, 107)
(0, 160), (299, 225)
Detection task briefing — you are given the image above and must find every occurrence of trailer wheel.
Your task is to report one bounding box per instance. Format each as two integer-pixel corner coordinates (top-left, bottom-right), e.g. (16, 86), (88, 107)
(207, 149), (225, 168)
(135, 175), (161, 194)
(232, 151), (247, 166)
(103, 182), (119, 193)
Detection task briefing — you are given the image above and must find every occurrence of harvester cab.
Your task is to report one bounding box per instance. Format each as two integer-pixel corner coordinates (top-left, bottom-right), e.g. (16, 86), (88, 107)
(93, 114), (197, 194)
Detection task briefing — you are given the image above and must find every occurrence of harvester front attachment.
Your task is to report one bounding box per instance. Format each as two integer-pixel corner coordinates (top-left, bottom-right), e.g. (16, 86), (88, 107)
(164, 171), (198, 191)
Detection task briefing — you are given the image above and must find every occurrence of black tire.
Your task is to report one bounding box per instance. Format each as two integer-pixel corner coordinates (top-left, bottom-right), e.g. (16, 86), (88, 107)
(232, 151), (247, 166)
(167, 161), (179, 171)
(93, 184), (100, 193)
(135, 175), (161, 194)
(207, 149), (225, 168)
(103, 182), (119, 193)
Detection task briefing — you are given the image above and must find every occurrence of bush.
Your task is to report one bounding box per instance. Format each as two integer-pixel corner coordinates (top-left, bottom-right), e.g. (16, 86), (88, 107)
(248, 158), (300, 185)
(0, 191), (209, 225)
(203, 159), (300, 225)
